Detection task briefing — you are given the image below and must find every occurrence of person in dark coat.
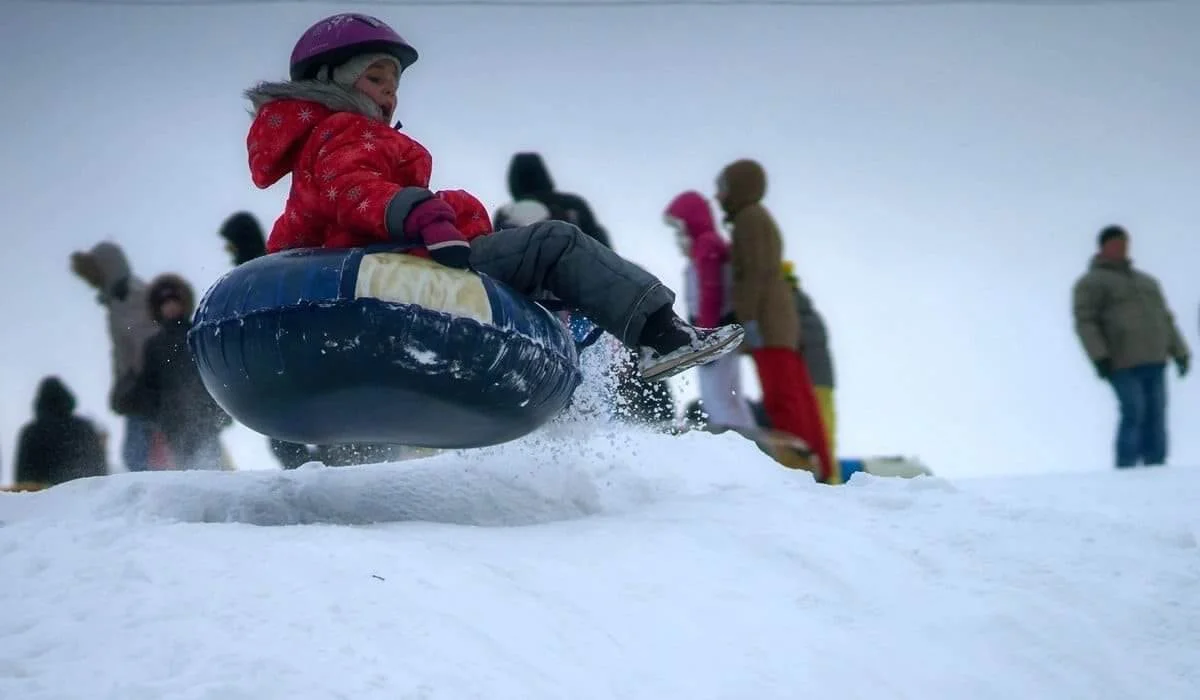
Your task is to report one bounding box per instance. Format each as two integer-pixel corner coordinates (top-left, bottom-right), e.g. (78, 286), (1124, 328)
(219, 211), (269, 265)
(220, 211), (314, 468)
(504, 152), (613, 249)
(1072, 225), (1189, 468)
(218, 211), (316, 468)
(119, 275), (233, 470)
(15, 376), (108, 487)
(495, 159), (676, 428)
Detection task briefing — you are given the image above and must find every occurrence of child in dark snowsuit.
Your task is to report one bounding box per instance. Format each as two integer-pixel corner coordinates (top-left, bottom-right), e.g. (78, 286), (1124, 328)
(120, 275), (233, 470)
(243, 12), (742, 382)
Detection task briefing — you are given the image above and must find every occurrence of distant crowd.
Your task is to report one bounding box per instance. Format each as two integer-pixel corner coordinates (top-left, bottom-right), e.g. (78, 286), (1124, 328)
(3, 153), (1192, 490)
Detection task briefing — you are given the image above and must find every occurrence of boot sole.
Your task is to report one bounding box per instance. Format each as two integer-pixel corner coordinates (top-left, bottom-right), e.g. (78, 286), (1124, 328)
(639, 327), (745, 382)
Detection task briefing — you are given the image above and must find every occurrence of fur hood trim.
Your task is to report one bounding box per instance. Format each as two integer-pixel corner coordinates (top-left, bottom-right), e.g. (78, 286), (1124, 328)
(244, 80), (385, 122)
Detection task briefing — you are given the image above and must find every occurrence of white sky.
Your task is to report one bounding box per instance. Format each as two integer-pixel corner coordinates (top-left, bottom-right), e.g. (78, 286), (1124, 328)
(2, 0), (1197, 479)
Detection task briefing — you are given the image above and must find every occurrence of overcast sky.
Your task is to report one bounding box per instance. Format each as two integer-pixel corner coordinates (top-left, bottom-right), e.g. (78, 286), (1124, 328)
(2, 0), (1197, 480)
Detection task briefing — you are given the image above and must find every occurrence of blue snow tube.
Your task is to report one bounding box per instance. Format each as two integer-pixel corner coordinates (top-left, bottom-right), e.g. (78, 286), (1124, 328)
(188, 247), (582, 449)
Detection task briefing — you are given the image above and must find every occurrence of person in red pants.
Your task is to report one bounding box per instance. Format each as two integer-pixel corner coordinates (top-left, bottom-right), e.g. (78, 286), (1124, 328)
(716, 159), (835, 482)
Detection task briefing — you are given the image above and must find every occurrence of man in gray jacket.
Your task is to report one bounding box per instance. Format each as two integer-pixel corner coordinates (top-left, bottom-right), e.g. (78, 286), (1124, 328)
(71, 242), (162, 471)
(1072, 225), (1190, 468)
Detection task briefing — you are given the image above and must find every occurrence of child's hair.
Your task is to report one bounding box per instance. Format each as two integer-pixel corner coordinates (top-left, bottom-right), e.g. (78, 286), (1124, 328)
(321, 52), (402, 88)
(1097, 225), (1128, 247)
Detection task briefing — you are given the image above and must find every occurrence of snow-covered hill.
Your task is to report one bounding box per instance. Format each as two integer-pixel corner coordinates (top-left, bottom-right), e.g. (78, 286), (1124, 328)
(1, 423), (1197, 700)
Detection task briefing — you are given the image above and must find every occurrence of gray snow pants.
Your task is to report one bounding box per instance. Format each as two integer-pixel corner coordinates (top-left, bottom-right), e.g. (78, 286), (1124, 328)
(469, 221), (674, 346)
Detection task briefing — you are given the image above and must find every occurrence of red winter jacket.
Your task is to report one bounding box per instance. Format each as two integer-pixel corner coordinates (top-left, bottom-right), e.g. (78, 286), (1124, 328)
(245, 83), (492, 256)
(665, 191), (730, 328)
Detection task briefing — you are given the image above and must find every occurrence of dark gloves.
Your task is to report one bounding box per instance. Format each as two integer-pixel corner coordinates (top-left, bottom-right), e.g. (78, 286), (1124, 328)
(428, 244), (472, 271)
(1176, 355), (1190, 378)
(386, 187), (472, 271)
(1093, 357), (1112, 380)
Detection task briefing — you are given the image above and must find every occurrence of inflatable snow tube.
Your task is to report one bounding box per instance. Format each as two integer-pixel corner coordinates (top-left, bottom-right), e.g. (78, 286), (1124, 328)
(188, 247), (582, 449)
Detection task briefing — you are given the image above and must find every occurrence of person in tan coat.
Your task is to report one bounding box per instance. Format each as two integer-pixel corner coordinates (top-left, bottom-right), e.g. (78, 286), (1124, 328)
(1072, 225), (1190, 468)
(70, 242), (168, 471)
(716, 159), (834, 482)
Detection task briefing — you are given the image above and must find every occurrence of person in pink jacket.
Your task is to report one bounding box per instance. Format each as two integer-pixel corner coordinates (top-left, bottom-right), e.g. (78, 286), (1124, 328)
(665, 191), (756, 431)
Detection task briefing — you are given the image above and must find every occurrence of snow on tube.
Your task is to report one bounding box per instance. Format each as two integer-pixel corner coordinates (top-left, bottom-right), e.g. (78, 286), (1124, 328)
(188, 247), (582, 449)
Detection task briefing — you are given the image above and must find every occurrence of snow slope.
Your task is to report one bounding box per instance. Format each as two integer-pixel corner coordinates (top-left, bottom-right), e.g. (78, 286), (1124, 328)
(1, 423), (1198, 700)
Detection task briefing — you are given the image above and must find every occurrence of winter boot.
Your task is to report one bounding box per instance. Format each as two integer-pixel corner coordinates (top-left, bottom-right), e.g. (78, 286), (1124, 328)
(764, 433), (822, 476)
(636, 306), (744, 382)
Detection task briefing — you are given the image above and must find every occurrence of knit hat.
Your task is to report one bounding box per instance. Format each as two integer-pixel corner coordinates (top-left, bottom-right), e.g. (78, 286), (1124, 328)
(329, 52), (402, 88)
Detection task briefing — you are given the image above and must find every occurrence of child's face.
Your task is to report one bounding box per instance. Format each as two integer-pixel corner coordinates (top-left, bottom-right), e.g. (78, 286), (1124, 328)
(664, 215), (691, 256)
(354, 60), (399, 123)
(159, 298), (186, 322)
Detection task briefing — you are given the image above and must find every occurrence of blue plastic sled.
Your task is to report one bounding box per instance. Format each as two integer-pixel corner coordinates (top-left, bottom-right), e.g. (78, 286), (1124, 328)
(188, 247), (583, 450)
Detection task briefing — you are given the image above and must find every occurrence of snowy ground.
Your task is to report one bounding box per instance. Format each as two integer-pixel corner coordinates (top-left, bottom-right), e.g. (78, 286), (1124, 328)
(1, 420), (1197, 700)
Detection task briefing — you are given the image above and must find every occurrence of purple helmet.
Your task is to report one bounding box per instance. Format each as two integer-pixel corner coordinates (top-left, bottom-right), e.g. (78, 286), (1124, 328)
(289, 13), (418, 81)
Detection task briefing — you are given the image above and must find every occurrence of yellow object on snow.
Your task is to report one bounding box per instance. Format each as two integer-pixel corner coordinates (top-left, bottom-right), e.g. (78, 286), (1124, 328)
(814, 385), (837, 464)
(0, 481), (50, 493)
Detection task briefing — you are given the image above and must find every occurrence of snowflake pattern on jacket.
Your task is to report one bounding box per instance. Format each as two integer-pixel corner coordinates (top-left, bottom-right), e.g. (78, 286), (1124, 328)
(244, 80), (492, 256)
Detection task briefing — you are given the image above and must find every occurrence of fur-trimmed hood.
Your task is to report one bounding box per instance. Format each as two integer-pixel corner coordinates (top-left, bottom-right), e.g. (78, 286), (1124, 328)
(71, 241), (133, 299)
(665, 191), (719, 242)
(244, 80), (399, 190)
(146, 274), (196, 323)
(245, 79), (386, 122)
